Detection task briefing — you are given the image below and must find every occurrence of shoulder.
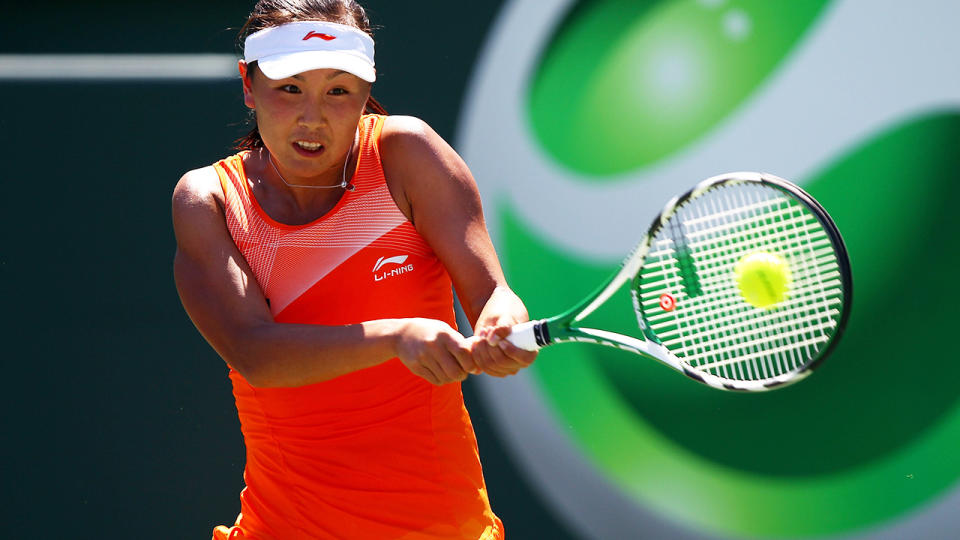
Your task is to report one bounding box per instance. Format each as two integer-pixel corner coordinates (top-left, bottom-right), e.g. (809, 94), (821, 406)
(172, 165), (225, 223)
(381, 114), (432, 139)
(379, 115), (439, 160)
(171, 163), (240, 254)
(379, 115), (472, 184)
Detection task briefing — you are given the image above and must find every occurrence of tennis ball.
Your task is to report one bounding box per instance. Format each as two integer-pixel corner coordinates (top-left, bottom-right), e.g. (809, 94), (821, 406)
(734, 251), (792, 309)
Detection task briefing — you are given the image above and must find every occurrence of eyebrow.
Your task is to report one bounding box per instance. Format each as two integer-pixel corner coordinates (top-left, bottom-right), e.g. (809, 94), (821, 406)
(291, 70), (349, 81)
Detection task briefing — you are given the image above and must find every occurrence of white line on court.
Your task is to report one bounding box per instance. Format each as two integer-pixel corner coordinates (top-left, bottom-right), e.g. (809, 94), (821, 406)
(0, 54), (238, 81)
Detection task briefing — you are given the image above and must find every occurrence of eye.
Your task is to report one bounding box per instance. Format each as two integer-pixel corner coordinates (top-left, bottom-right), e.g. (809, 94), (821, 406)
(329, 87), (349, 96)
(280, 84), (301, 94)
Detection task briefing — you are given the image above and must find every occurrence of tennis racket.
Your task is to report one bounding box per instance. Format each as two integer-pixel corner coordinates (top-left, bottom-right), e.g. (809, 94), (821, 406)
(507, 172), (852, 391)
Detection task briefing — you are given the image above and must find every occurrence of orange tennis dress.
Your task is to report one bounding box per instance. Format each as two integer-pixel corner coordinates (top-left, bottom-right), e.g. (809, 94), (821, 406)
(210, 115), (503, 540)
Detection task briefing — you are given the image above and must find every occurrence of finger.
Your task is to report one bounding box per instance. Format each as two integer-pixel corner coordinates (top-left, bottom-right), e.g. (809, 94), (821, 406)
(410, 360), (441, 385)
(471, 338), (501, 377)
(497, 338), (537, 368)
(463, 336), (484, 374)
(484, 323), (519, 349)
(470, 338), (492, 374)
(434, 333), (469, 382)
(474, 340), (514, 378)
(448, 338), (479, 375)
(479, 328), (508, 352)
(430, 334), (466, 382)
(435, 352), (468, 383)
(491, 325), (515, 340)
(486, 337), (521, 375)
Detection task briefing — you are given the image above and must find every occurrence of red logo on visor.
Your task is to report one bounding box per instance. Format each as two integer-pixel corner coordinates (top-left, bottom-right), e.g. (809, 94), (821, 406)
(303, 31), (336, 41)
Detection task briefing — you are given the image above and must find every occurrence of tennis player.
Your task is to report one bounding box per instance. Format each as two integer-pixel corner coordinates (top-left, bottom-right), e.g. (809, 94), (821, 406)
(172, 1), (535, 538)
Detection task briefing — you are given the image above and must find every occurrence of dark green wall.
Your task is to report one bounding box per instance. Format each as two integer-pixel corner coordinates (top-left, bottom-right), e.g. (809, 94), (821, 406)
(1, 2), (575, 538)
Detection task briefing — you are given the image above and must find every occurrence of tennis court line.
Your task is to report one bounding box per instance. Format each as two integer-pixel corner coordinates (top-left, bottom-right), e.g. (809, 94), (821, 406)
(0, 54), (238, 80)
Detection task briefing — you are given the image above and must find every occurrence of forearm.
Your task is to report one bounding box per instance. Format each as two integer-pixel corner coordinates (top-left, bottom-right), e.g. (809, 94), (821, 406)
(214, 318), (404, 388)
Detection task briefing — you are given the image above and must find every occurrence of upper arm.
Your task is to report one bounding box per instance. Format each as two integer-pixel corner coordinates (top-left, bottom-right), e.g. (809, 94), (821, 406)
(171, 167), (273, 370)
(379, 116), (508, 324)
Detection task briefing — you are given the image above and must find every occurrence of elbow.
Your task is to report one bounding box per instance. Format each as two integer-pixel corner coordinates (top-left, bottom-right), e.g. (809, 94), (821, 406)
(217, 325), (281, 388)
(230, 358), (278, 388)
(226, 350), (284, 389)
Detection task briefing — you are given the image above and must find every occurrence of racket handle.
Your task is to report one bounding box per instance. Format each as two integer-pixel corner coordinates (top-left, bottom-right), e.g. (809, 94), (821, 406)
(506, 320), (547, 351)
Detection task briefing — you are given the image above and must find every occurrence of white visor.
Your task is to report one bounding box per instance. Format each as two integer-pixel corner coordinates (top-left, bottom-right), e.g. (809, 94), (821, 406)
(244, 21), (376, 82)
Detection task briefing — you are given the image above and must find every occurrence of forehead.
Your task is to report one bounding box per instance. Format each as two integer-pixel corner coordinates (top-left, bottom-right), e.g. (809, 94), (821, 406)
(291, 69), (350, 81)
(253, 64), (363, 84)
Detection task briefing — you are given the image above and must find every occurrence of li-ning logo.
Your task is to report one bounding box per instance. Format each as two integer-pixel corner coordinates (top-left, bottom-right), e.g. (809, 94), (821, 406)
(373, 255), (414, 282)
(303, 31), (337, 41)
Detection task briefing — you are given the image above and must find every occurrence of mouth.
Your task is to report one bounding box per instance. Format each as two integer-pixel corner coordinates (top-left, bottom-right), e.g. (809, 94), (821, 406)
(293, 140), (324, 155)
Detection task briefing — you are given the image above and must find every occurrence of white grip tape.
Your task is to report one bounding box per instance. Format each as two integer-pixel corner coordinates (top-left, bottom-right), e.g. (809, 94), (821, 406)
(506, 320), (542, 351)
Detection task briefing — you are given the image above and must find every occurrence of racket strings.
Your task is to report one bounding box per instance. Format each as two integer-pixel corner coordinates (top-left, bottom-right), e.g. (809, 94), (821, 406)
(699, 189), (839, 378)
(647, 188), (780, 380)
(690, 190), (823, 378)
(637, 183), (845, 382)
(681, 194), (834, 379)
(696, 187), (781, 381)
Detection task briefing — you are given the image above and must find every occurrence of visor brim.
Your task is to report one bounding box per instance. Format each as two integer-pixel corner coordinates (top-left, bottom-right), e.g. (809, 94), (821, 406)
(256, 51), (376, 82)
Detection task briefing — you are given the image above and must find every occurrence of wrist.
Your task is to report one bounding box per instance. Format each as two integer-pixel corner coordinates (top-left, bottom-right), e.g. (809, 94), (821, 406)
(363, 318), (407, 359)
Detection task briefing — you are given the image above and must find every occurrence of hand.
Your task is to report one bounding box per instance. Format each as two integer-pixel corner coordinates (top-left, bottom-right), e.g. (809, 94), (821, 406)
(470, 286), (537, 377)
(471, 324), (537, 377)
(395, 318), (478, 385)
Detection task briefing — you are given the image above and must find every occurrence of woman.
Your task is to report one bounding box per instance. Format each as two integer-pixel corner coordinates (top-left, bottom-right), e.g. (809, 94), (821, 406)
(172, 1), (535, 538)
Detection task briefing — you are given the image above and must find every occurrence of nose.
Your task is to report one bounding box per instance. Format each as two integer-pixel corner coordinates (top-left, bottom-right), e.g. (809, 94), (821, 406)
(298, 97), (327, 128)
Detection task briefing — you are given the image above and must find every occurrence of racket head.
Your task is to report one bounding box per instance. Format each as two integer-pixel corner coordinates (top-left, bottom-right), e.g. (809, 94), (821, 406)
(632, 172), (852, 391)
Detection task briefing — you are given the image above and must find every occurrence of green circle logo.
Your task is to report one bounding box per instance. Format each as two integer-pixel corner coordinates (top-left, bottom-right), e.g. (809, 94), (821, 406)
(460, 0), (960, 537)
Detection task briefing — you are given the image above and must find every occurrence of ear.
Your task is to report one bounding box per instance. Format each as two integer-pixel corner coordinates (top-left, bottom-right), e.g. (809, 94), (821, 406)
(239, 61), (255, 109)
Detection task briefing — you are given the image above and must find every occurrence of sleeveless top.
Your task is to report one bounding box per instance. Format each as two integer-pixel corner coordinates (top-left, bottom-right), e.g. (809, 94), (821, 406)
(210, 115), (503, 540)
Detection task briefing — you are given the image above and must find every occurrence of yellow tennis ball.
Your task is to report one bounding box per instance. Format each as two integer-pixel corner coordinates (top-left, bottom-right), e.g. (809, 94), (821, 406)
(734, 251), (792, 309)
